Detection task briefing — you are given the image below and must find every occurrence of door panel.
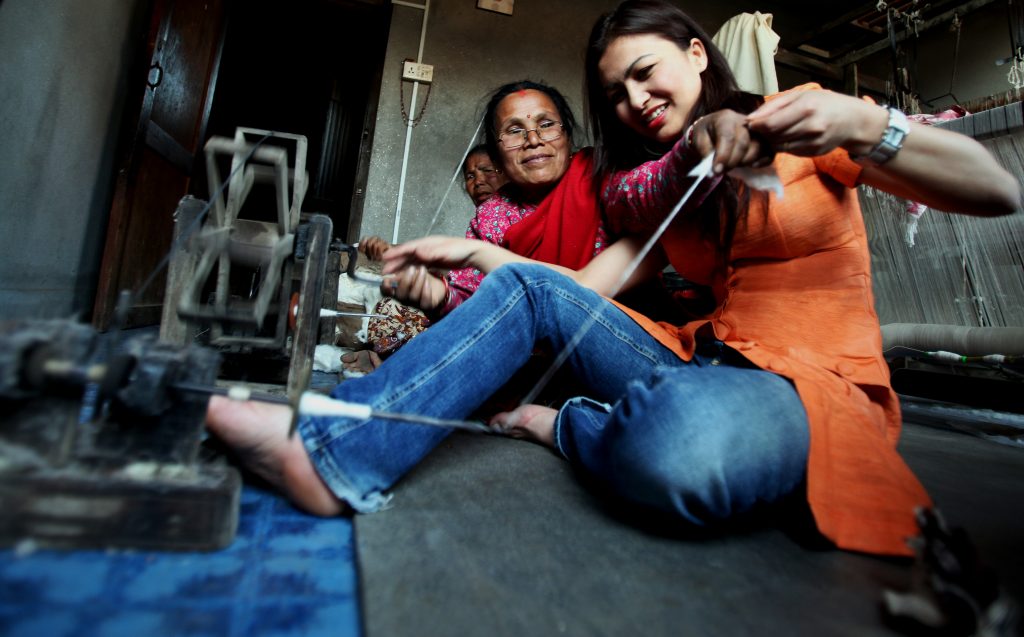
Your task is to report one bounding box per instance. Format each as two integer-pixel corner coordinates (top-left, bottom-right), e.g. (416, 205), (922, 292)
(149, 3), (222, 146)
(93, 0), (225, 330)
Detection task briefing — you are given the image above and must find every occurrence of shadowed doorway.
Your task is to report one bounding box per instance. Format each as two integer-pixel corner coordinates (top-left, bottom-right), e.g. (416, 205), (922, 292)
(201, 0), (390, 238)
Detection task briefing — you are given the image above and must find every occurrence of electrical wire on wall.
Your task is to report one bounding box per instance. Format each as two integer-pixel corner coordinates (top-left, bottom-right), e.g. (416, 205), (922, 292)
(399, 61), (432, 127)
(391, 0), (431, 245)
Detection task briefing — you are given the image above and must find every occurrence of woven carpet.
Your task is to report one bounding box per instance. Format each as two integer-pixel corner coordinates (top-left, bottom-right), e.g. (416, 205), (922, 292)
(0, 485), (359, 637)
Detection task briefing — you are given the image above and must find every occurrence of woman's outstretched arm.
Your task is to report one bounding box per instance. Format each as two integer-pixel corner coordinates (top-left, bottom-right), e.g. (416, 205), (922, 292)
(746, 89), (1020, 215)
(382, 235), (664, 298)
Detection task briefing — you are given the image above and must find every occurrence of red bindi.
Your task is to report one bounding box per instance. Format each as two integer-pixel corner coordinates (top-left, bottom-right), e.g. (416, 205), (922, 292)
(516, 90), (527, 97)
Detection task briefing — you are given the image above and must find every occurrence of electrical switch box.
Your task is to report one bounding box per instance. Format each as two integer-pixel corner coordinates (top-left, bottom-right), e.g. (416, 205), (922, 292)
(402, 61), (434, 84)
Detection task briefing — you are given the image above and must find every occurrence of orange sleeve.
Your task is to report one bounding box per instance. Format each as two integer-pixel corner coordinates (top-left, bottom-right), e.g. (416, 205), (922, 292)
(813, 148), (863, 188)
(766, 83), (867, 188)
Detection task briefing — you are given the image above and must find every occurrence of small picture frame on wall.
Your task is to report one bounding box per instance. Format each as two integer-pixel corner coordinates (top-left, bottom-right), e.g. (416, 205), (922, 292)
(477, 0), (513, 16)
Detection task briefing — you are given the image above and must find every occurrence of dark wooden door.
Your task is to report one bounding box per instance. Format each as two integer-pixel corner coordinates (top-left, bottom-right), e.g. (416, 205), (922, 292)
(92, 0), (225, 330)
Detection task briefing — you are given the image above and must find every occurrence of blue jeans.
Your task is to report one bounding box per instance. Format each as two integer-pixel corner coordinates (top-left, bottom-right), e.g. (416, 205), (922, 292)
(298, 264), (809, 525)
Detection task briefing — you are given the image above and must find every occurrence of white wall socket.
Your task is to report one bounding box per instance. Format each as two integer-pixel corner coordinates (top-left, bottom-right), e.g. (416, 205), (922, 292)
(402, 61), (434, 84)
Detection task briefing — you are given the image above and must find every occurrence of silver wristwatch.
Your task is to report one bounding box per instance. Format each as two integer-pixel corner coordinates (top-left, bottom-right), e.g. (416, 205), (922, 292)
(853, 106), (910, 166)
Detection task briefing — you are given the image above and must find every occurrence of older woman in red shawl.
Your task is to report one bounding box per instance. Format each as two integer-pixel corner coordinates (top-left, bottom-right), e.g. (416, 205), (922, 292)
(384, 80), (609, 317)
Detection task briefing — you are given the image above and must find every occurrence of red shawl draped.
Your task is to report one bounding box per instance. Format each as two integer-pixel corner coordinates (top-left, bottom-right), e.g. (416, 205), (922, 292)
(502, 150), (601, 270)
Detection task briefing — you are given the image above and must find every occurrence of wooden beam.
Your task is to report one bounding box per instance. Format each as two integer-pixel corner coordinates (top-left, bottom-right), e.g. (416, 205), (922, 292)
(776, 49), (888, 94)
(834, 0), (1001, 66)
(797, 44), (832, 59)
(849, 19), (885, 35)
(789, 0), (883, 48)
(777, 48), (841, 80)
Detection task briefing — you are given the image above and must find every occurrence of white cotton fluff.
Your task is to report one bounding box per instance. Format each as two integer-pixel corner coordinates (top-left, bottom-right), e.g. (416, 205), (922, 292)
(336, 266), (385, 345)
(729, 165), (784, 199)
(313, 344), (346, 372)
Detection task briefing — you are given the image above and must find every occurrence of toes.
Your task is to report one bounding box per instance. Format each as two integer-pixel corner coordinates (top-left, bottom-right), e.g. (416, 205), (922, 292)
(341, 350), (376, 374)
(367, 351), (383, 369)
(487, 410), (519, 429)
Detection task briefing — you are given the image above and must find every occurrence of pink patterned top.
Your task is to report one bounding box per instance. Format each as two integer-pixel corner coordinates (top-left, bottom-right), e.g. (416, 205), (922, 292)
(440, 186), (610, 316)
(601, 139), (721, 237)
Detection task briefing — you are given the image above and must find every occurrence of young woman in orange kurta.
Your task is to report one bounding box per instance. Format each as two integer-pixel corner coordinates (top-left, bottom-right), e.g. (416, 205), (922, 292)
(204, 0), (1018, 558)
(578, 0), (1018, 554)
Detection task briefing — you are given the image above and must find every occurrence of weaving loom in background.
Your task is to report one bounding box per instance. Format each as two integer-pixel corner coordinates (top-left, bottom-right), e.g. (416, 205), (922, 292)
(861, 101), (1024, 423)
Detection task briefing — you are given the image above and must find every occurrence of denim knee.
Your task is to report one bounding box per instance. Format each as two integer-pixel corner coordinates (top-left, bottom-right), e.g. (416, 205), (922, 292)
(605, 406), (739, 525)
(600, 367), (809, 525)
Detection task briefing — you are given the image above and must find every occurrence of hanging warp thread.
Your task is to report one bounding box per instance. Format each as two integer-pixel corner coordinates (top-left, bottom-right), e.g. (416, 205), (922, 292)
(1007, 0), (1024, 89)
(861, 148), (1024, 330)
(885, 2), (923, 114)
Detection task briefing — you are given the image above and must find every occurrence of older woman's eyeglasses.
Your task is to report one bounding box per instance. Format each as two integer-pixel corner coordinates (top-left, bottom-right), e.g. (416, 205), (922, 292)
(498, 121), (564, 150)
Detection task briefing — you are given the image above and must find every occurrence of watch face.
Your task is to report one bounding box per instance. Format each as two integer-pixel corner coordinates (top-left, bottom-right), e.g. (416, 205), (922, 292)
(865, 108), (909, 164)
(889, 107), (911, 134)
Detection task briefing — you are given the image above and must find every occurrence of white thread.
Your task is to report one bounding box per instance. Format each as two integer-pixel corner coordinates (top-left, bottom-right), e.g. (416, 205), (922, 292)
(299, 392), (373, 420)
(226, 386), (252, 401)
(425, 117), (486, 236)
(521, 152), (717, 405)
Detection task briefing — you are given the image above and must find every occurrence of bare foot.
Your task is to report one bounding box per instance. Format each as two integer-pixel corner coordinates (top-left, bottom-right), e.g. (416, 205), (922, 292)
(488, 404), (557, 449)
(341, 350), (382, 374)
(205, 396), (348, 516)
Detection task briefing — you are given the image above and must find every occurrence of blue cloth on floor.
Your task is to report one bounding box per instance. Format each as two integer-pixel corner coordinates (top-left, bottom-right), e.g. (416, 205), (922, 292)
(0, 485), (359, 637)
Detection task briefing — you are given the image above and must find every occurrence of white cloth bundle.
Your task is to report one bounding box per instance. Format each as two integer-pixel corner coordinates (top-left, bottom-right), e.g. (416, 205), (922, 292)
(712, 12), (780, 96)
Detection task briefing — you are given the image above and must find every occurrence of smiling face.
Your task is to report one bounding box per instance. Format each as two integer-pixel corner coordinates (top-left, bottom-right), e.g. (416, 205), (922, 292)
(598, 34), (707, 144)
(463, 151), (507, 206)
(493, 89), (571, 200)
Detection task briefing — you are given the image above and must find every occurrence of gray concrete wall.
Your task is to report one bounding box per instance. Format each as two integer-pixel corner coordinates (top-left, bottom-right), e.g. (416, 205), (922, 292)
(0, 0), (142, 320)
(360, 0), (749, 244)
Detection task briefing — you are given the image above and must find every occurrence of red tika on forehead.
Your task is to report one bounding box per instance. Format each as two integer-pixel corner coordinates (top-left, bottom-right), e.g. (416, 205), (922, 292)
(516, 89), (527, 97)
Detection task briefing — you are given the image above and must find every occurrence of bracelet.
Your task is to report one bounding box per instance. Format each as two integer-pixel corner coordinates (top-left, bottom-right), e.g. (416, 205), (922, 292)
(426, 277), (457, 322)
(850, 106), (910, 166)
(683, 115), (706, 149)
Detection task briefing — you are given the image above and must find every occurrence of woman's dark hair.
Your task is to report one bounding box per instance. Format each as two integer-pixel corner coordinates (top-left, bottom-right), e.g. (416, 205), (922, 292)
(482, 80), (577, 169)
(462, 144), (494, 173)
(585, 0), (763, 254)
